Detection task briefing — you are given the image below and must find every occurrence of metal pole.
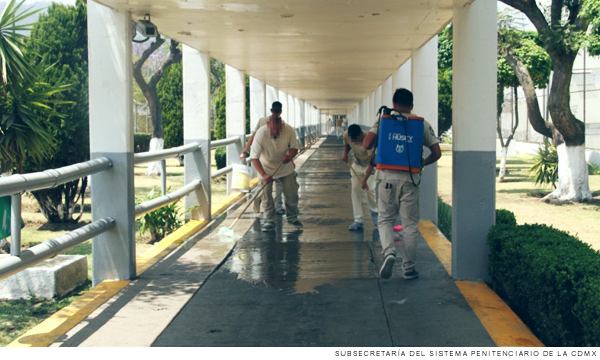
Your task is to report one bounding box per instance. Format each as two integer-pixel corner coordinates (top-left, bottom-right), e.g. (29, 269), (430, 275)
(161, 159), (167, 196)
(10, 193), (21, 257)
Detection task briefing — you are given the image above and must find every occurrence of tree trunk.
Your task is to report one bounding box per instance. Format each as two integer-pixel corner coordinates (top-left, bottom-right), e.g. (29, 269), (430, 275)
(544, 143), (592, 203)
(498, 147), (509, 182)
(31, 177), (87, 223)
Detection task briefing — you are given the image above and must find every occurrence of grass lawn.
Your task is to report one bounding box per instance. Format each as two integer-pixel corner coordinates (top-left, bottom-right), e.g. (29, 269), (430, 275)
(0, 154), (229, 346)
(437, 149), (600, 250)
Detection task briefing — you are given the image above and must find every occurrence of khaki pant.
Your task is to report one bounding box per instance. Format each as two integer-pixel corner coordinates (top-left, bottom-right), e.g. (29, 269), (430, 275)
(350, 164), (377, 223)
(261, 172), (299, 223)
(378, 178), (421, 272)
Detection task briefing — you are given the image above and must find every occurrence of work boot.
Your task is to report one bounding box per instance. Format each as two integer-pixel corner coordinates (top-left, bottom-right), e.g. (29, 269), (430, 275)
(261, 221), (275, 232)
(288, 219), (303, 229)
(348, 222), (364, 231)
(403, 269), (419, 280)
(380, 254), (396, 279)
(276, 208), (285, 215)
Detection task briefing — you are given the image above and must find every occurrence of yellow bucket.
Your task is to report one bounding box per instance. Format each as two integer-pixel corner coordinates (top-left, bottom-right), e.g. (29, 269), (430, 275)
(231, 163), (251, 192)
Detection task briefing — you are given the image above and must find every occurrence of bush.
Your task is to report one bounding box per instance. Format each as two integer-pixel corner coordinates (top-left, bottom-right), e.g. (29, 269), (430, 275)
(136, 187), (183, 244)
(215, 147), (226, 170)
(495, 209), (517, 226)
(589, 163), (600, 176)
(488, 223), (600, 346)
(527, 138), (558, 188)
(134, 133), (152, 153)
(437, 197), (452, 241)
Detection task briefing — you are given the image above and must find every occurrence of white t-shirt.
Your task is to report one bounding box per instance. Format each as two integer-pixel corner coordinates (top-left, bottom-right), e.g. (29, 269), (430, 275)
(249, 123), (300, 179)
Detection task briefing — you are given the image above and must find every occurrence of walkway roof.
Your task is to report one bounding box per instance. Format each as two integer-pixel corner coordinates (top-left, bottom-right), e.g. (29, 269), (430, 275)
(95, 0), (466, 111)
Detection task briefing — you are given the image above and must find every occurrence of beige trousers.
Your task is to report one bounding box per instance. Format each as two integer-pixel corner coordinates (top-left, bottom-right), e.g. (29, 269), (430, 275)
(261, 172), (299, 223)
(350, 163), (378, 223)
(377, 178), (421, 272)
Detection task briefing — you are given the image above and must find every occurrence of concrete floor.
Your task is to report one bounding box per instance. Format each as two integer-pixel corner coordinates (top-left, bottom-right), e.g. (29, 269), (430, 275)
(53, 136), (495, 347)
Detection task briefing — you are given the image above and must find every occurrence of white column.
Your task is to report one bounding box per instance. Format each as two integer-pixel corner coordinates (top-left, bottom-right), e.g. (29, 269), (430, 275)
(383, 76), (393, 108)
(370, 91), (376, 125)
(226, 64), (246, 194)
(452, 0), (497, 281)
(288, 94), (295, 128)
(375, 84), (383, 114)
(412, 37), (439, 225)
(295, 98), (302, 136)
(88, 0), (135, 286)
(278, 90), (288, 122)
(266, 84), (278, 110)
(250, 76), (266, 131)
(394, 59), (412, 91)
(183, 46), (211, 222)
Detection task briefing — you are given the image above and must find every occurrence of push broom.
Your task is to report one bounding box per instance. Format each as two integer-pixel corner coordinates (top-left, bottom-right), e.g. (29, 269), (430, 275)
(218, 162), (284, 237)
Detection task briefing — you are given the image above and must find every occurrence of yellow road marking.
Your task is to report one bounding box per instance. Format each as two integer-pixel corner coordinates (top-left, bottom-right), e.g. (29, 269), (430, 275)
(7, 178), (260, 347)
(419, 220), (543, 347)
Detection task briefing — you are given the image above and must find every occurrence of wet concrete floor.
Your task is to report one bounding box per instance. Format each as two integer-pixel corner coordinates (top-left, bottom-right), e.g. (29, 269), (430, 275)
(150, 136), (496, 347)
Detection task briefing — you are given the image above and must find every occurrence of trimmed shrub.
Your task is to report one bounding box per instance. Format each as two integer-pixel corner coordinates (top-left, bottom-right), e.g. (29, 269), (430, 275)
(215, 147), (226, 170)
(495, 209), (517, 226)
(134, 133), (152, 153)
(487, 224), (600, 346)
(437, 197), (452, 241)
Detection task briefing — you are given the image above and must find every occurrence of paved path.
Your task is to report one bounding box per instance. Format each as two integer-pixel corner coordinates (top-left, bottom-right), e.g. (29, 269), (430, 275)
(54, 136), (496, 347)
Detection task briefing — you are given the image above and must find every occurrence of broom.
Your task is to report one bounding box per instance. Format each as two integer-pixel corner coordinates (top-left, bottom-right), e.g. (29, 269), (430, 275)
(218, 162), (284, 237)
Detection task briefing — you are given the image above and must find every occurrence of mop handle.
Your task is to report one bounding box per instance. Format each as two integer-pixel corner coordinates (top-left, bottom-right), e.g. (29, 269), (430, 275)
(230, 162), (284, 228)
(346, 161), (377, 204)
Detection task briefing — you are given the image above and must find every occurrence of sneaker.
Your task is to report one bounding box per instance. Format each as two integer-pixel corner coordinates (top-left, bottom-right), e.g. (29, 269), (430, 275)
(288, 219), (303, 229)
(348, 222), (364, 231)
(380, 254), (396, 279)
(276, 208), (285, 215)
(403, 269), (419, 280)
(261, 222), (275, 232)
(371, 212), (378, 228)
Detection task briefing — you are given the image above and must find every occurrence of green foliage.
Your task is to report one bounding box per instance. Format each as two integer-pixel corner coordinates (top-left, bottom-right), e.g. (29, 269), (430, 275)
(527, 139), (558, 189)
(495, 209), (517, 226)
(498, 30), (552, 89)
(588, 163), (600, 175)
(136, 187), (183, 244)
(214, 84), (226, 140)
(438, 26), (452, 71)
(215, 146), (226, 170)
(157, 62), (183, 149)
(438, 68), (452, 137)
(134, 133), (152, 153)
(23, 0), (89, 173)
(487, 223), (600, 346)
(437, 197), (452, 241)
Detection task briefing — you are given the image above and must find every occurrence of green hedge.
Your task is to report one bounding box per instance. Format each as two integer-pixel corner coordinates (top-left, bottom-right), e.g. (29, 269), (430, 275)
(495, 209), (517, 226)
(134, 133), (152, 153)
(215, 147), (226, 170)
(488, 223), (600, 346)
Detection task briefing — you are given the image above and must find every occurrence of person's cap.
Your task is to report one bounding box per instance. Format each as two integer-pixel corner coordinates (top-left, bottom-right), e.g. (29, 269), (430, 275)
(271, 101), (283, 111)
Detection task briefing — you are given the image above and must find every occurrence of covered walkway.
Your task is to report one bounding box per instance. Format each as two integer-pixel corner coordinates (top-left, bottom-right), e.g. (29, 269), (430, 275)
(35, 137), (536, 347)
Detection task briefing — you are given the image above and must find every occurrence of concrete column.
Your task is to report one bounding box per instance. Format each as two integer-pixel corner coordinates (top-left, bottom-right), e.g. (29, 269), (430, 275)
(452, 0), (497, 281)
(226, 65), (246, 195)
(370, 91), (376, 125)
(278, 90), (288, 122)
(412, 37), (439, 225)
(383, 76), (393, 108)
(394, 59), (412, 91)
(88, 1), (135, 286)
(375, 85), (383, 114)
(250, 77), (266, 131)
(295, 98), (302, 135)
(266, 84), (278, 110)
(288, 94), (295, 128)
(183, 46), (211, 221)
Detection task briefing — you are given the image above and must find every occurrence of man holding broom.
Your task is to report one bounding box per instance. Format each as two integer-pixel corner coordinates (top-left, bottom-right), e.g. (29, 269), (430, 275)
(342, 124), (378, 231)
(249, 113), (303, 232)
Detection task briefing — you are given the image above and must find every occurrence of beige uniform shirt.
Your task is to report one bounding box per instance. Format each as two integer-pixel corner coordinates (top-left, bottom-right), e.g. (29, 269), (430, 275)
(249, 123), (300, 179)
(368, 112), (439, 181)
(343, 130), (373, 167)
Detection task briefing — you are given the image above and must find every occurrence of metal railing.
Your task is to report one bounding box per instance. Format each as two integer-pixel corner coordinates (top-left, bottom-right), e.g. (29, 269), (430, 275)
(0, 128), (321, 283)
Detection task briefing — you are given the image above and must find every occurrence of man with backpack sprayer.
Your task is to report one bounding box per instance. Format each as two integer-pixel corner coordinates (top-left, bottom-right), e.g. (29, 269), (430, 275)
(363, 88), (441, 280)
(249, 113), (303, 232)
(342, 124), (378, 231)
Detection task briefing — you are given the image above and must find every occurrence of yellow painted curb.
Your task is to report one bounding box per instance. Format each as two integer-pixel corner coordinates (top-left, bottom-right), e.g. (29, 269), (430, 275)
(419, 220), (543, 347)
(7, 178), (261, 348)
(7, 281), (130, 347)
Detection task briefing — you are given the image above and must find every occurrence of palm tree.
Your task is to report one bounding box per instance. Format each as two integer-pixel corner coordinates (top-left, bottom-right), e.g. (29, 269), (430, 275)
(0, 0), (65, 173)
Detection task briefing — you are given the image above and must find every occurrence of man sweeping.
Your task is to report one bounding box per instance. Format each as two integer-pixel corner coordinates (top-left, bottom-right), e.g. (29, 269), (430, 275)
(249, 114), (303, 232)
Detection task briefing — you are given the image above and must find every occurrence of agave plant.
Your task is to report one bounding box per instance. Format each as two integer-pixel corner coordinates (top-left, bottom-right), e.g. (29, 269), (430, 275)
(527, 138), (558, 189)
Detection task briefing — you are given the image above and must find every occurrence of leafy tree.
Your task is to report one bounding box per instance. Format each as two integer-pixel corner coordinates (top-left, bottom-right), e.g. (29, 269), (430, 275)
(23, 0), (90, 223)
(500, 0), (600, 202)
(157, 62), (183, 150)
(214, 83), (226, 140)
(0, 0), (57, 174)
(438, 26), (453, 137)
